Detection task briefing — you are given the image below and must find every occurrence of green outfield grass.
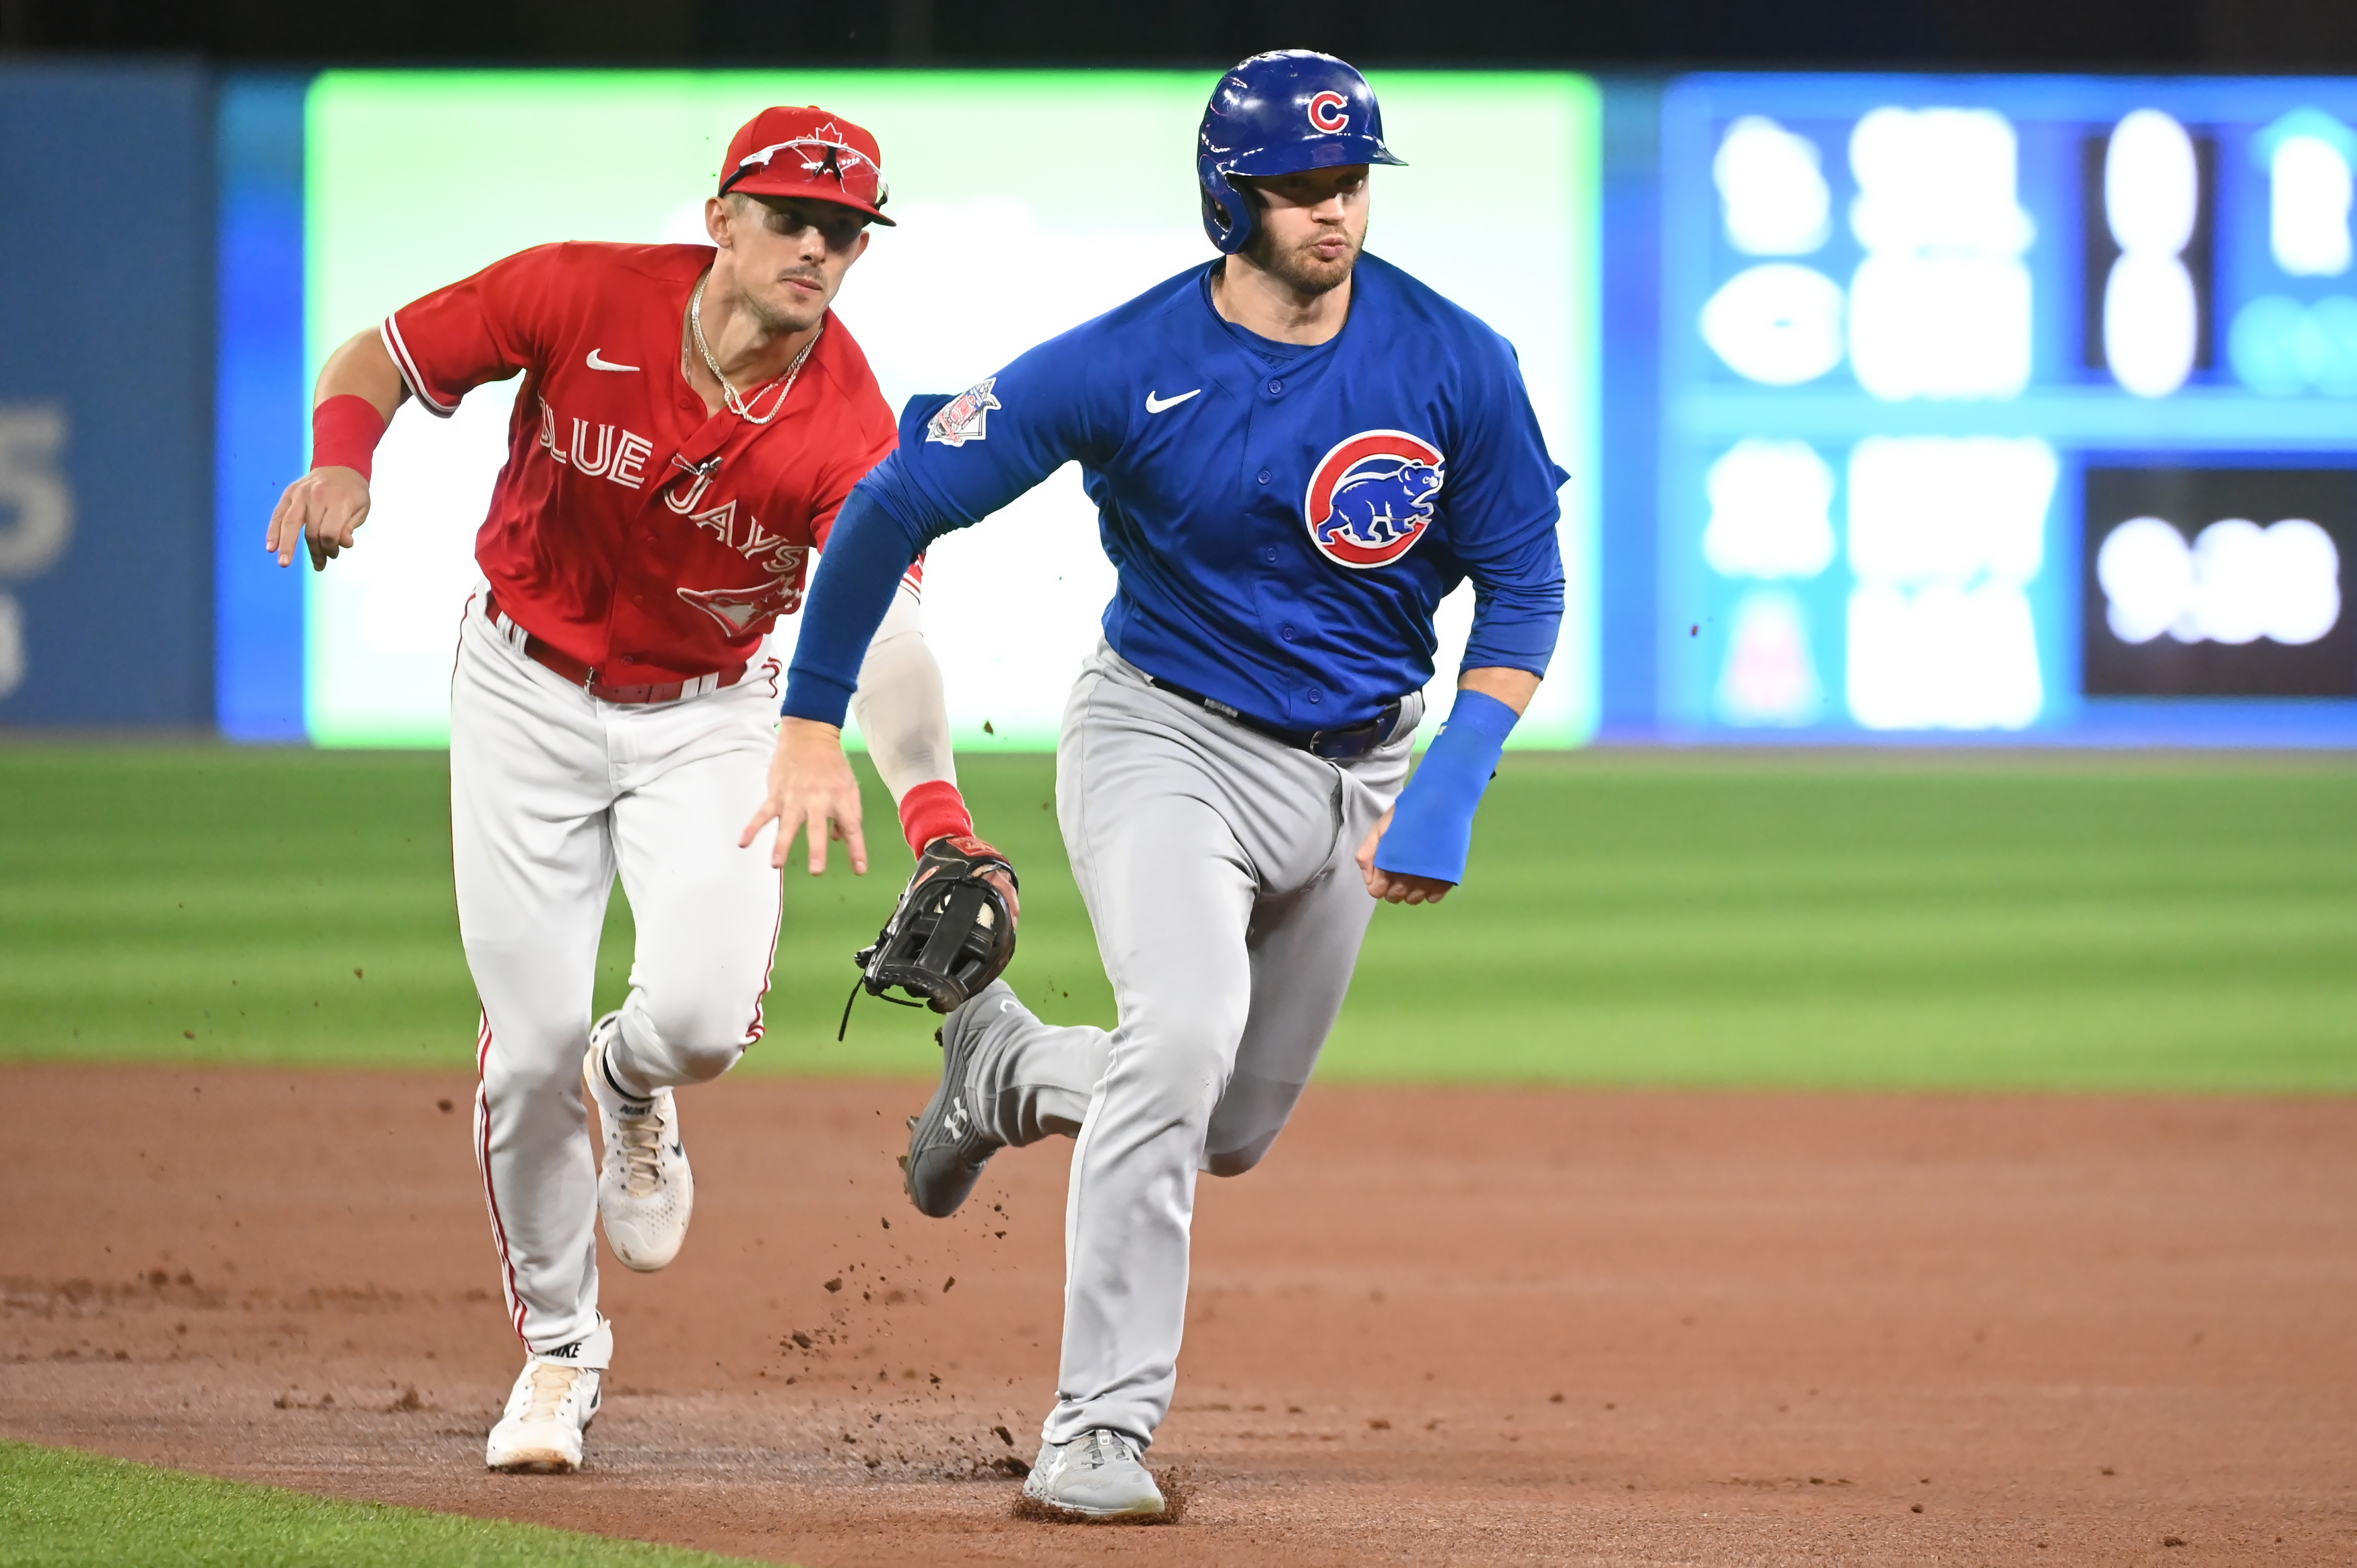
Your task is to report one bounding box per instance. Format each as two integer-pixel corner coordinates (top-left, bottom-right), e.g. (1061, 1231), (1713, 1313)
(1, 743), (2352, 1091)
(0, 1441), (759, 1567)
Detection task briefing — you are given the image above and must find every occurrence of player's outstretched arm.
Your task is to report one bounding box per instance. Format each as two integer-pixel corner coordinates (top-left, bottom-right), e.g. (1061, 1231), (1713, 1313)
(267, 329), (409, 572)
(762, 468), (939, 875)
(741, 574), (962, 877)
(1358, 665), (1541, 906)
(768, 329), (1090, 873)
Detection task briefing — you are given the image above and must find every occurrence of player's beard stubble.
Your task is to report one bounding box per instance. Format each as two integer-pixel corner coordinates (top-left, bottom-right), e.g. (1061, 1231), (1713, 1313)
(742, 271), (829, 335)
(1244, 220), (1363, 296)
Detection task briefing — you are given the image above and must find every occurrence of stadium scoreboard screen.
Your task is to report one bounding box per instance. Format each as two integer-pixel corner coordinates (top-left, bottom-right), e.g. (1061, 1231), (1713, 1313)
(1660, 75), (2357, 741)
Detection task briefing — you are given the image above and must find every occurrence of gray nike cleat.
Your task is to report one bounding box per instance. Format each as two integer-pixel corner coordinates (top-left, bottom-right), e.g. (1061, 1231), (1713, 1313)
(1021, 1428), (1165, 1520)
(901, 978), (1016, 1218)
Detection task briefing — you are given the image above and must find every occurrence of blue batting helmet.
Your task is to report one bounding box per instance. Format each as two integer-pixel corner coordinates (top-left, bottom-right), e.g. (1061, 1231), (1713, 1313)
(1197, 50), (1405, 255)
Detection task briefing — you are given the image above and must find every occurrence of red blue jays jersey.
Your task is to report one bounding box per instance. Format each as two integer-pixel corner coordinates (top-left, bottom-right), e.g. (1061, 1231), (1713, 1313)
(822, 254), (1566, 732)
(386, 242), (898, 685)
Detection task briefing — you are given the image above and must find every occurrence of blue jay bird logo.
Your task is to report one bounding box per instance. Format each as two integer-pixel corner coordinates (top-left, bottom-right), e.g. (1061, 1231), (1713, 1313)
(1302, 430), (1447, 569)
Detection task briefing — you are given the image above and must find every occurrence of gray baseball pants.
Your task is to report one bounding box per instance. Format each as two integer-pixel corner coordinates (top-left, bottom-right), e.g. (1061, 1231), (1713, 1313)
(960, 640), (1420, 1449)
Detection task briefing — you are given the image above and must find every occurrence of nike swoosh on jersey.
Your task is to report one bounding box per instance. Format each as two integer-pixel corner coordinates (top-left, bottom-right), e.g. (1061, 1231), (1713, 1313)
(1144, 388), (1202, 413)
(586, 349), (640, 372)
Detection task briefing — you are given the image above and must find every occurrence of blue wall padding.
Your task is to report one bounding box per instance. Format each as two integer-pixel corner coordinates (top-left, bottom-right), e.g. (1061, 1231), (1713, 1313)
(0, 64), (215, 724)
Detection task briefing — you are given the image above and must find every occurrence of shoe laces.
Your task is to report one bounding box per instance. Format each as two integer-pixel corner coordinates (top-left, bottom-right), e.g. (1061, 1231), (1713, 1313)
(1078, 1429), (1139, 1469)
(521, 1361), (581, 1423)
(611, 1098), (669, 1197)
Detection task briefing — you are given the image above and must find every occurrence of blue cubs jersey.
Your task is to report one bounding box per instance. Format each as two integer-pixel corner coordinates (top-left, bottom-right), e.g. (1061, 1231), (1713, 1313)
(797, 253), (1566, 734)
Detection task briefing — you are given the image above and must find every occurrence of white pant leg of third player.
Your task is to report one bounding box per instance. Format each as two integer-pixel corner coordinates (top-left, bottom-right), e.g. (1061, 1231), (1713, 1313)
(599, 673), (783, 1096)
(966, 642), (1414, 1448)
(453, 592), (781, 1358)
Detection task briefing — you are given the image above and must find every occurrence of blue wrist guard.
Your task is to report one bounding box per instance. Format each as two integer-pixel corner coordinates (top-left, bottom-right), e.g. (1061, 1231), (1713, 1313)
(1372, 689), (1518, 885)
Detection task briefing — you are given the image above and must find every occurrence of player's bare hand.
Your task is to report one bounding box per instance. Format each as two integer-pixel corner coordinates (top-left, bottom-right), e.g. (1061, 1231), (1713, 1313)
(267, 466), (372, 571)
(1356, 809), (1453, 906)
(744, 717), (868, 875)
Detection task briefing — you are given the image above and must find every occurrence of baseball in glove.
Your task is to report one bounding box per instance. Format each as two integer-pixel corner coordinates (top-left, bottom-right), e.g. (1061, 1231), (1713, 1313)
(840, 835), (1020, 1036)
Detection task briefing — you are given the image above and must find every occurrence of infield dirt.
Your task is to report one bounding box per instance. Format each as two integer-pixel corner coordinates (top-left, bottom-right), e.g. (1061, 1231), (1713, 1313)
(3, 1064), (2352, 1566)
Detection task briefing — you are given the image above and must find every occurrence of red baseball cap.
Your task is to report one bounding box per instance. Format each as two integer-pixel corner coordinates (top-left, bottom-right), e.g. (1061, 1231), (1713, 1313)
(719, 106), (894, 226)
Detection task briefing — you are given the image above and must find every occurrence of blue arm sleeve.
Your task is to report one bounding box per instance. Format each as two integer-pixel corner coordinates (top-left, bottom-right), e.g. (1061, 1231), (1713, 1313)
(781, 482), (928, 725)
(1445, 329), (1568, 679)
(782, 341), (1108, 724)
(1461, 506), (1566, 676)
(1371, 689), (1519, 885)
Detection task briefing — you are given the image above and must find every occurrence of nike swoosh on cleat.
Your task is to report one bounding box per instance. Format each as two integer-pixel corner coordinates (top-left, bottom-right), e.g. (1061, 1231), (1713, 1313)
(586, 349), (640, 372)
(1144, 388), (1201, 413)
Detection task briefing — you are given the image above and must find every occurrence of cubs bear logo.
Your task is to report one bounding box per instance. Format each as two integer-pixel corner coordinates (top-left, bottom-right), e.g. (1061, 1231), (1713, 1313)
(1302, 430), (1446, 570)
(1307, 90), (1350, 133)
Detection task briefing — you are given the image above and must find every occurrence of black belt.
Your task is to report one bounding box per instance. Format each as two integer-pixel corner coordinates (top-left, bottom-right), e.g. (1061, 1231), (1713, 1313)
(1148, 675), (1403, 760)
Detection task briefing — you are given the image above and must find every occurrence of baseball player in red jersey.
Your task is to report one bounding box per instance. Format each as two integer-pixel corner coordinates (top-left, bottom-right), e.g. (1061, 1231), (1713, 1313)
(267, 107), (997, 1472)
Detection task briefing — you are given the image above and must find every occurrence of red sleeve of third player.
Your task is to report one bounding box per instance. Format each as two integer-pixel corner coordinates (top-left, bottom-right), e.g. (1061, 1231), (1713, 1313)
(380, 244), (566, 419)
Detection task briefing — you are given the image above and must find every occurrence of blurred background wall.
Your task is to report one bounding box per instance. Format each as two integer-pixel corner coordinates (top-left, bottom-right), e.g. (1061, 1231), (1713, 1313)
(0, 63), (211, 724)
(7, 3), (2357, 744)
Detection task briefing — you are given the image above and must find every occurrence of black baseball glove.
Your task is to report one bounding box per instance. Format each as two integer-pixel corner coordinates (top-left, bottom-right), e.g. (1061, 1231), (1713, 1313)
(843, 835), (1020, 1031)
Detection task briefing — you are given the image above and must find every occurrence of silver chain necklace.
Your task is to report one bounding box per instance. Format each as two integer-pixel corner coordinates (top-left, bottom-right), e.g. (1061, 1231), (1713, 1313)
(690, 270), (820, 425)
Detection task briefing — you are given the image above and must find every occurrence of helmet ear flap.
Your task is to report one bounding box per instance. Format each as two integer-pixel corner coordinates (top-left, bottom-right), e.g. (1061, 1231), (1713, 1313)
(1199, 165), (1254, 255)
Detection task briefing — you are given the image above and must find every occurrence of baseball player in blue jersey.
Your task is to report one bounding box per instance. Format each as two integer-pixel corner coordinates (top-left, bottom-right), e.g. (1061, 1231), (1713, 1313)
(745, 50), (1564, 1519)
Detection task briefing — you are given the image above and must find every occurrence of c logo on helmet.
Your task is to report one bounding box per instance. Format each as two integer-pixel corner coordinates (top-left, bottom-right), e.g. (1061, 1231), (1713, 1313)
(1306, 90), (1350, 134)
(1302, 430), (1446, 570)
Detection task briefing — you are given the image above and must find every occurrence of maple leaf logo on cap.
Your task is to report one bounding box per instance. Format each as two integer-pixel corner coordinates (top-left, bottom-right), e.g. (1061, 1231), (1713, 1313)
(719, 106), (895, 225)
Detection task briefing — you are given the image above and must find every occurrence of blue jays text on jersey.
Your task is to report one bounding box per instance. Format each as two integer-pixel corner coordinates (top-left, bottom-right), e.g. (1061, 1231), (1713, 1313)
(785, 253), (1567, 733)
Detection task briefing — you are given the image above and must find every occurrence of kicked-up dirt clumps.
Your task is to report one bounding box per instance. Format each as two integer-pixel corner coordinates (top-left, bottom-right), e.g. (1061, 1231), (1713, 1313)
(2, 1065), (2354, 1567)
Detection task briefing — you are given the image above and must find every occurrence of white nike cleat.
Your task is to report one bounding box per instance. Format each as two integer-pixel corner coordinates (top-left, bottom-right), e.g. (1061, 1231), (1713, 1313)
(1022, 1429), (1166, 1519)
(583, 1014), (693, 1272)
(485, 1319), (608, 1472)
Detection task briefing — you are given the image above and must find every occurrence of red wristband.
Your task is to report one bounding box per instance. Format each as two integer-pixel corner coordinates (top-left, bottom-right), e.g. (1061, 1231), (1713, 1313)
(312, 395), (387, 481)
(898, 779), (975, 856)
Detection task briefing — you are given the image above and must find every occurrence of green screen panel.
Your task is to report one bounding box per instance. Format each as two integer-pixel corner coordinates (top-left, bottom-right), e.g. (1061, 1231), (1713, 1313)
(304, 70), (1597, 748)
